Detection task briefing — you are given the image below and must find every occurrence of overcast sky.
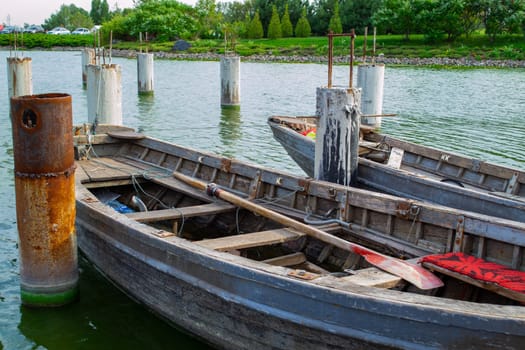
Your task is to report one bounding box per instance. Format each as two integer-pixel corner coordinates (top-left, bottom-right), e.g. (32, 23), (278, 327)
(2, 0), (198, 26)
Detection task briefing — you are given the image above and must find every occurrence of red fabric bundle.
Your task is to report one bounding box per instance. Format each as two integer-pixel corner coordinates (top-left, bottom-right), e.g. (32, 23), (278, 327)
(420, 252), (525, 294)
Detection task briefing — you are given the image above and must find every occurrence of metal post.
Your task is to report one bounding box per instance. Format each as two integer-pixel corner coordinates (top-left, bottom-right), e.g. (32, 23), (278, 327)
(10, 93), (78, 307)
(220, 56), (241, 108)
(87, 63), (123, 125)
(7, 56), (33, 99)
(137, 52), (154, 95)
(314, 87), (361, 186)
(81, 48), (95, 87)
(357, 63), (385, 128)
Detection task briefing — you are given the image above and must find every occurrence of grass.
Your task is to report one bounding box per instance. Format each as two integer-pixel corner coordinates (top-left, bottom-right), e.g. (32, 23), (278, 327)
(2, 32), (524, 61)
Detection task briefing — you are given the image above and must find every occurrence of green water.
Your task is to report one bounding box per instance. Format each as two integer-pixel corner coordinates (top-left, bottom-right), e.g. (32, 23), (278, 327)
(1, 51), (524, 349)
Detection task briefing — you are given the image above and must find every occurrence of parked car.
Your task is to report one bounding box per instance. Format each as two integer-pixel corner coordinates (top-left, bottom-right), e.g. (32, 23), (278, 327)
(72, 27), (91, 35)
(1, 26), (23, 34)
(47, 27), (70, 35)
(24, 25), (44, 33)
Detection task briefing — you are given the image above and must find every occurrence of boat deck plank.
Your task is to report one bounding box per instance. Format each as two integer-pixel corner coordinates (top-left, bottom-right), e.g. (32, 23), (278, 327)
(196, 227), (305, 251)
(126, 202), (236, 222)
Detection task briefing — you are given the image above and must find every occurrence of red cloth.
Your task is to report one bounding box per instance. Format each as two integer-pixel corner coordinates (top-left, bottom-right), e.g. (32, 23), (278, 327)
(420, 252), (525, 294)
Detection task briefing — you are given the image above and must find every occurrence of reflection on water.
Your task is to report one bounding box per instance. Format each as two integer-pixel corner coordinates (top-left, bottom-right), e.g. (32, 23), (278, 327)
(219, 107), (242, 158)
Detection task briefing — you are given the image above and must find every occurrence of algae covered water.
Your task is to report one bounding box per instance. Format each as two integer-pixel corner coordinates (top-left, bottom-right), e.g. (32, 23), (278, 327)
(1, 51), (524, 349)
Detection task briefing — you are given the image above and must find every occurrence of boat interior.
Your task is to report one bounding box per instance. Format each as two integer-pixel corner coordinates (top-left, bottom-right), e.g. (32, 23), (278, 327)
(74, 127), (525, 307)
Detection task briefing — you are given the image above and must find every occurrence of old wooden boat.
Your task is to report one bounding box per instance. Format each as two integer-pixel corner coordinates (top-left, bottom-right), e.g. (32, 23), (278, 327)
(74, 125), (525, 349)
(268, 115), (525, 223)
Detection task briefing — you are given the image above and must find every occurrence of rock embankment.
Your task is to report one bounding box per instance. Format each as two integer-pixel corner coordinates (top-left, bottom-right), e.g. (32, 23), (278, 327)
(110, 49), (525, 68)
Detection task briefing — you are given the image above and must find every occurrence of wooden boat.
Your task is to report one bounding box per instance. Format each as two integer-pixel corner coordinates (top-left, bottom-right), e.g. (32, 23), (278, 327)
(74, 125), (525, 349)
(268, 115), (525, 223)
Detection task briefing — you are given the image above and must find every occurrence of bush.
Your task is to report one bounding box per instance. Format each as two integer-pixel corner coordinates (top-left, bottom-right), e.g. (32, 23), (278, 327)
(248, 11), (264, 39)
(295, 8), (311, 38)
(267, 5), (282, 39)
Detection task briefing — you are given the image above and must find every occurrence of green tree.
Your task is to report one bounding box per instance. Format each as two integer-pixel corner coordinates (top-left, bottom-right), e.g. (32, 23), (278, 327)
(195, 0), (223, 39)
(124, 0), (198, 41)
(372, 0), (422, 39)
(328, 1), (342, 33)
(90, 0), (110, 24)
(481, 0), (525, 42)
(267, 5), (282, 38)
(340, 0), (382, 35)
(248, 11), (264, 38)
(44, 4), (93, 30)
(281, 4), (293, 37)
(295, 7), (311, 37)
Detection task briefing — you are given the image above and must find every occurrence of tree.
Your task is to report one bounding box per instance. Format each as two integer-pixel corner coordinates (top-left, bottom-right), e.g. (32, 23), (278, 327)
(481, 0), (525, 42)
(281, 4), (293, 37)
(195, 0), (223, 39)
(124, 0), (198, 41)
(267, 5), (282, 38)
(372, 0), (423, 39)
(44, 4), (93, 30)
(90, 0), (110, 24)
(248, 11), (264, 38)
(340, 0), (382, 35)
(328, 1), (342, 33)
(295, 7), (311, 37)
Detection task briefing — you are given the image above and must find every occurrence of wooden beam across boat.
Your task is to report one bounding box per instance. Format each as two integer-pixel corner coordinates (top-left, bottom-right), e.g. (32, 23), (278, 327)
(126, 202), (237, 222)
(196, 227), (305, 251)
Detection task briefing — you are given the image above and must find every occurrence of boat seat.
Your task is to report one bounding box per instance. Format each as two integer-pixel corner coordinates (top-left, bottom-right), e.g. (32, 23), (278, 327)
(196, 227), (305, 251)
(338, 267), (402, 288)
(126, 202), (236, 222)
(421, 252), (525, 303)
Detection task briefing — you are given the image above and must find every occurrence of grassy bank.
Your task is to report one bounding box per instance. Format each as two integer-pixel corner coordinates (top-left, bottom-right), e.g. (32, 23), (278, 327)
(2, 33), (524, 61)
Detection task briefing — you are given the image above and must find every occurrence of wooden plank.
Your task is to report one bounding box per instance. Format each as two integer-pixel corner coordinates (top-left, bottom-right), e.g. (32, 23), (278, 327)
(387, 147), (404, 169)
(77, 157), (138, 182)
(422, 262), (525, 303)
(126, 202), (236, 222)
(263, 252), (307, 266)
(196, 227), (305, 251)
(339, 267), (402, 288)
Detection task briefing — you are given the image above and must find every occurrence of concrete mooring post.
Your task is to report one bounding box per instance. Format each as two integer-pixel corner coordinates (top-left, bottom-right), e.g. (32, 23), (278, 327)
(220, 56), (240, 108)
(81, 48), (96, 87)
(357, 64), (385, 128)
(10, 93), (78, 307)
(314, 87), (361, 186)
(87, 63), (122, 125)
(137, 52), (154, 94)
(7, 56), (33, 99)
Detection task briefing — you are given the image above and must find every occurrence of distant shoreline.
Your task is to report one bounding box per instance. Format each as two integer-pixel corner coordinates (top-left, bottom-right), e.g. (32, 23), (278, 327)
(3, 46), (525, 68)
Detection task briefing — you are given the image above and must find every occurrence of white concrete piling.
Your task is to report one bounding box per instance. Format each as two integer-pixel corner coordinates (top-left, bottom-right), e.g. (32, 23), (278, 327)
(137, 52), (154, 94)
(356, 64), (385, 128)
(7, 57), (33, 99)
(314, 87), (361, 186)
(220, 56), (240, 108)
(87, 64), (122, 125)
(81, 48), (96, 86)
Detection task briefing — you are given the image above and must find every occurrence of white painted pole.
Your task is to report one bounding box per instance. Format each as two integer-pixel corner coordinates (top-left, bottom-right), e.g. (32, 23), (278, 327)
(137, 52), (154, 94)
(314, 87), (361, 186)
(86, 64), (122, 125)
(356, 64), (385, 128)
(81, 48), (96, 87)
(220, 56), (240, 108)
(7, 57), (33, 99)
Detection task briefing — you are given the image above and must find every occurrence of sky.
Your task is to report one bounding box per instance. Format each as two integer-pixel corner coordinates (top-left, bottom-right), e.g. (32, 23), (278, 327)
(2, 0), (198, 26)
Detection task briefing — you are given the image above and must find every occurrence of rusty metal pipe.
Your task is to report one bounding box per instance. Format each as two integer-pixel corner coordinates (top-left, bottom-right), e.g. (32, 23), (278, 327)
(10, 93), (78, 307)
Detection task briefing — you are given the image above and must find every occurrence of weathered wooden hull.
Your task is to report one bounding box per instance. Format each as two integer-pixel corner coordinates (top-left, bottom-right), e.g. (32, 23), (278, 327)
(268, 116), (525, 223)
(74, 126), (525, 349)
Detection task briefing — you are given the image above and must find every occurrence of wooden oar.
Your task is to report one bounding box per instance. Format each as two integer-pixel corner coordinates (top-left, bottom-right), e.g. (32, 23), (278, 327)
(173, 172), (443, 290)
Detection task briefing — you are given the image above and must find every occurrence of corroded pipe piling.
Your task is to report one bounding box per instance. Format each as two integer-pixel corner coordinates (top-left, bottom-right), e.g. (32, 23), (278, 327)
(7, 57), (33, 99)
(220, 56), (240, 108)
(314, 87), (361, 186)
(87, 63), (122, 125)
(137, 52), (154, 94)
(10, 93), (78, 307)
(81, 48), (96, 87)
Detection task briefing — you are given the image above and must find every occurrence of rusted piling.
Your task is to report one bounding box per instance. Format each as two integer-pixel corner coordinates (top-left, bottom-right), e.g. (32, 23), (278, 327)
(87, 63), (122, 125)
(7, 57), (33, 99)
(81, 48), (96, 87)
(10, 93), (78, 307)
(220, 56), (240, 108)
(137, 52), (154, 94)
